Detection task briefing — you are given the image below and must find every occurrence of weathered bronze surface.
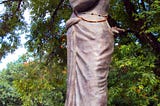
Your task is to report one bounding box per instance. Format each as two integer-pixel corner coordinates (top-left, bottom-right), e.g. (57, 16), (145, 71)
(65, 0), (114, 106)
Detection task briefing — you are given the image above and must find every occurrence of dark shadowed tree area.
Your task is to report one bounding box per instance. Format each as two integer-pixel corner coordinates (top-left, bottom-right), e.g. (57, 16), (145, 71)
(0, 0), (159, 106)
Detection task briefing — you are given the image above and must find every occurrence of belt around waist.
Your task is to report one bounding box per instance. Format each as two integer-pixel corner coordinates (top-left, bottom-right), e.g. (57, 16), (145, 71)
(74, 10), (108, 23)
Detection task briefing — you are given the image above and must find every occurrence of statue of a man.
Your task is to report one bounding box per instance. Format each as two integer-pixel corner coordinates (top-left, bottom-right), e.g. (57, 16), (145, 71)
(65, 0), (122, 106)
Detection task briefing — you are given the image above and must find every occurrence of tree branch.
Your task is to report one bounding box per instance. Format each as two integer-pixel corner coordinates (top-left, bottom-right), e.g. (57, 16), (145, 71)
(46, 0), (65, 65)
(15, 0), (22, 12)
(0, 0), (20, 4)
(0, 0), (8, 4)
(0, 0), (22, 13)
(122, 0), (160, 55)
(50, 0), (65, 25)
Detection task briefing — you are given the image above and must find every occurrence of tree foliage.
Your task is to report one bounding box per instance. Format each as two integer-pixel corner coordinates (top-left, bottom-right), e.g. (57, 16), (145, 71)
(1, 54), (66, 106)
(0, 61), (23, 106)
(0, 0), (160, 106)
(108, 42), (159, 106)
(0, 0), (29, 60)
(13, 59), (66, 106)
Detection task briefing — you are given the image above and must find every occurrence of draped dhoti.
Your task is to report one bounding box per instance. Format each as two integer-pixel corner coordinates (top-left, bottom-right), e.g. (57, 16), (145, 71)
(65, 16), (114, 106)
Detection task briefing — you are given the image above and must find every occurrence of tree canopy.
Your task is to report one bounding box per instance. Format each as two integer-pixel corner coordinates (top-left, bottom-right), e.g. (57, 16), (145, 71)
(0, 0), (160, 106)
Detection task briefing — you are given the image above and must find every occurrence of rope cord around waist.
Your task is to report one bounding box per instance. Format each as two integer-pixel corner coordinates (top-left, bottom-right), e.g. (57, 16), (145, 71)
(74, 10), (108, 23)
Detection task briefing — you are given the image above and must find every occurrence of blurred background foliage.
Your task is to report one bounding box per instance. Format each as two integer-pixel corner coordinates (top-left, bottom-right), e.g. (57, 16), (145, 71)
(0, 0), (159, 106)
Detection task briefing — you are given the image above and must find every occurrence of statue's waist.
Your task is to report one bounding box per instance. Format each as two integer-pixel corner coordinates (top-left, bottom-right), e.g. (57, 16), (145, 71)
(73, 11), (108, 22)
(66, 12), (108, 29)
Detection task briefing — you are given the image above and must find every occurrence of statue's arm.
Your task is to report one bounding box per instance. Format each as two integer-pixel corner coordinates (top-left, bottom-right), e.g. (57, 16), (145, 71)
(70, 0), (99, 12)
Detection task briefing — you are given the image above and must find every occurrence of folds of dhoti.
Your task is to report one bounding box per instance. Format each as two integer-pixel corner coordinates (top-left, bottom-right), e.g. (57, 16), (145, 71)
(65, 18), (114, 106)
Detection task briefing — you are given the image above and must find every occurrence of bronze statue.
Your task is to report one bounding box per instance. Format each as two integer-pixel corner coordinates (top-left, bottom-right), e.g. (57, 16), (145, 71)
(65, 0), (123, 106)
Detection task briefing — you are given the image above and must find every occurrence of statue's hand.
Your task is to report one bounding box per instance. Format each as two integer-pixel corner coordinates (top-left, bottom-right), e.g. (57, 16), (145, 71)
(111, 26), (125, 34)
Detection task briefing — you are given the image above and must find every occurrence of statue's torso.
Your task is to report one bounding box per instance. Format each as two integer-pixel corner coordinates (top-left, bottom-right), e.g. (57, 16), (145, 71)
(70, 0), (110, 16)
